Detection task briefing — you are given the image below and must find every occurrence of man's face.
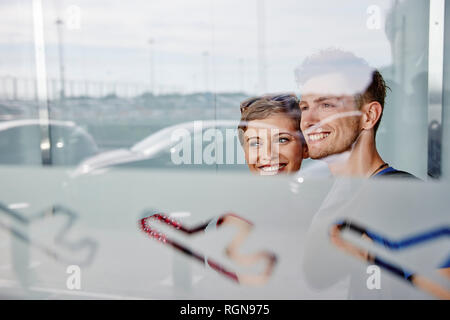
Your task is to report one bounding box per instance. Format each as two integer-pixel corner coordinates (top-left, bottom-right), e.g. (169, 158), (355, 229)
(299, 94), (362, 160)
(243, 115), (305, 175)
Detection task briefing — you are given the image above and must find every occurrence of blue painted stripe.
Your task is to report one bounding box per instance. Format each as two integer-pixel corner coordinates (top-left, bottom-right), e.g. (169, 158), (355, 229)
(365, 227), (450, 250)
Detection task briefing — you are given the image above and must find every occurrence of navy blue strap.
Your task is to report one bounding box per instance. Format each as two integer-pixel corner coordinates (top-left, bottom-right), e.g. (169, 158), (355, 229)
(374, 166), (397, 177)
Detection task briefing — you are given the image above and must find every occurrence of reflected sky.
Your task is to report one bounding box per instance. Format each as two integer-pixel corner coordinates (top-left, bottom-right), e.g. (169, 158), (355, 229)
(0, 0), (393, 93)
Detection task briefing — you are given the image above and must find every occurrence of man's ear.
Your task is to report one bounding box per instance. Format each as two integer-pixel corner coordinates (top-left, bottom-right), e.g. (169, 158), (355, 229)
(361, 101), (382, 131)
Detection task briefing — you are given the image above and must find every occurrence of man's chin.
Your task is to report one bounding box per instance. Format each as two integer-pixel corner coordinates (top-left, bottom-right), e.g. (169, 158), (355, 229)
(314, 151), (352, 164)
(308, 149), (330, 160)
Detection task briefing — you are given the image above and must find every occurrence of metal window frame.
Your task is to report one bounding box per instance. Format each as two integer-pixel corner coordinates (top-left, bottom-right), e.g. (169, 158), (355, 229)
(32, 0), (52, 166)
(427, 0), (446, 178)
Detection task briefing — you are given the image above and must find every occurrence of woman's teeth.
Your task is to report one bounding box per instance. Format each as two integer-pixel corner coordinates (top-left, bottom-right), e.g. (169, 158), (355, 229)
(260, 164), (286, 172)
(308, 132), (330, 141)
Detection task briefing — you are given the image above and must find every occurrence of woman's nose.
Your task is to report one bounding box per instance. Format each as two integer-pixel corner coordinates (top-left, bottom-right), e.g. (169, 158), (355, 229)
(259, 142), (279, 163)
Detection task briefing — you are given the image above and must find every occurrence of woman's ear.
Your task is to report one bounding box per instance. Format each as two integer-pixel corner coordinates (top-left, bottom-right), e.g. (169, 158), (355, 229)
(361, 101), (382, 131)
(302, 143), (309, 159)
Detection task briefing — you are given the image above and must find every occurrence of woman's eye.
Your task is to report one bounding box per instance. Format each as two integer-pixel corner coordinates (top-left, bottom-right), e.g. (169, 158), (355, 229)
(249, 141), (260, 147)
(278, 137), (289, 143)
(321, 103), (335, 108)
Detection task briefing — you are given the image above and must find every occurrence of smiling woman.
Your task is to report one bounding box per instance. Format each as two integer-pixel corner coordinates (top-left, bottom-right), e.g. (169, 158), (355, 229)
(238, 94), (308, 175)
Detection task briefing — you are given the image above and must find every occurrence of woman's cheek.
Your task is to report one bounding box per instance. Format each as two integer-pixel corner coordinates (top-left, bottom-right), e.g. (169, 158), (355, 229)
(245, 147), (258, 165)
(284, 143), (303, 172)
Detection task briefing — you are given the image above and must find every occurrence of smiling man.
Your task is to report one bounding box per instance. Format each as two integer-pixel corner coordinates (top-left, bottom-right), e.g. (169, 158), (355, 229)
(296, 49), (415, 179)
(297, 49), (419, 299)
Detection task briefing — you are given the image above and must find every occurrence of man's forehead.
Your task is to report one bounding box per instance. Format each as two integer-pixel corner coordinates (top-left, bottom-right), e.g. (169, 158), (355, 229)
(300, 72), (372, 97)
(299, 94), (349, 104)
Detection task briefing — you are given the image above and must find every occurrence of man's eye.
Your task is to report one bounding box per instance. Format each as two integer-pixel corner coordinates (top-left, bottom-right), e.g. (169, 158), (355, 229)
(300, 106), (309, 111)
(249, 141), (260, 147)
(321, 103), (335, 108)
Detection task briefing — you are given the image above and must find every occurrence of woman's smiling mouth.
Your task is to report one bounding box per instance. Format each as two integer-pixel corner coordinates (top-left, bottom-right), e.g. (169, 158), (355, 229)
(257, 163), (287, 173)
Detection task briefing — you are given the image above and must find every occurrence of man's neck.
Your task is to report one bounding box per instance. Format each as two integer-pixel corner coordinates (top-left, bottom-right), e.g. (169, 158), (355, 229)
(326, 131), (385, 178)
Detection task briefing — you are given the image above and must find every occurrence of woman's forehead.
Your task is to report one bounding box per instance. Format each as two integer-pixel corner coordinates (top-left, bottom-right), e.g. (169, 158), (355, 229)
(245, 115), (299, 134)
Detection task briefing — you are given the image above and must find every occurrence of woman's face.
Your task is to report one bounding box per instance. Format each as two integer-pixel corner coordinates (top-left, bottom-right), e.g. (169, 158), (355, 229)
(243, 114), (307, 175)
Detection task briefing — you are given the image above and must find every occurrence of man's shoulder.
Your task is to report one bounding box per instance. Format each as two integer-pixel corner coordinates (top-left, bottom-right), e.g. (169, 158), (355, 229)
(376, 167), (419, 179)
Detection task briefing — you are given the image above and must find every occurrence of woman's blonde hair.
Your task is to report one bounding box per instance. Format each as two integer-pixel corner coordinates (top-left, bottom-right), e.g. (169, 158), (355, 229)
(238, 93), (302, 145)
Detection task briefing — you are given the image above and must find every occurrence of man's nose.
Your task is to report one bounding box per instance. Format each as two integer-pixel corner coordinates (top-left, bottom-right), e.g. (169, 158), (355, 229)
(301, 108), (320, 130)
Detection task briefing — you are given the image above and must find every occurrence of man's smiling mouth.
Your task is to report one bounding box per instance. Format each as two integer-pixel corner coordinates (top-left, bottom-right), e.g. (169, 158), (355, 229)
(308, 132), (330, 142)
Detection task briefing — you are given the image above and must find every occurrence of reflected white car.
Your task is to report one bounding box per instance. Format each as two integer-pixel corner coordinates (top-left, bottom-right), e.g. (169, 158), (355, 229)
(72, 120), (247, 176)
(0, 119), (98, 166)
